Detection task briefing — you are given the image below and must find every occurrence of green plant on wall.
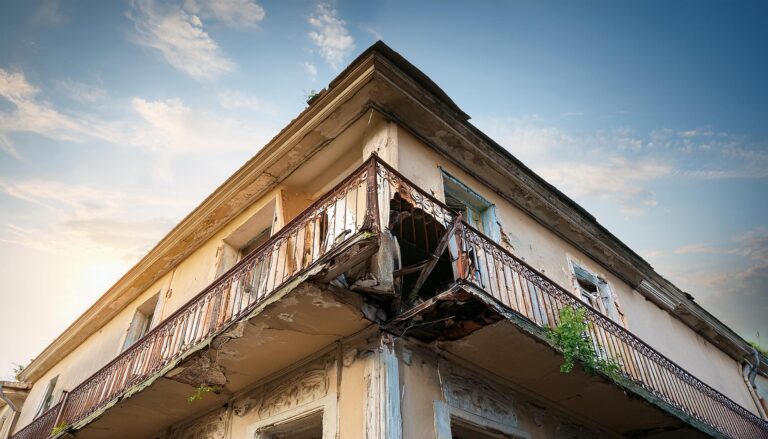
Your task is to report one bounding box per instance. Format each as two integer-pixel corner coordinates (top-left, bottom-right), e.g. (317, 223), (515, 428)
(547, 305), (622, 379)
(187, 384), (221, 404)
(12, 363), (24, 381)
(51, 421), (68, 435)
(304, 89), (321, 105)
(748, 339), (767, 356)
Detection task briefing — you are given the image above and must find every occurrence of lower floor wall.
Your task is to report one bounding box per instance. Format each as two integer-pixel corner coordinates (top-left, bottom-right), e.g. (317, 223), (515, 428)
(148, 331), (610, 439)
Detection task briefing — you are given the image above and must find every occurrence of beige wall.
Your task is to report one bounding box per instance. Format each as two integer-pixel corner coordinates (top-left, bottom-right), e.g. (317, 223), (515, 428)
(152, 336), (609, 439)
(15, 125), (367, 433)
(14, 114), (760, 432)
(396, 127), (757, 414)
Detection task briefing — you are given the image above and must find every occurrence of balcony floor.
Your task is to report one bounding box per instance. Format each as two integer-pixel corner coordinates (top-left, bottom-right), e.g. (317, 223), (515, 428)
(71, 283), (373, 439)
(391, 285), (712, 439)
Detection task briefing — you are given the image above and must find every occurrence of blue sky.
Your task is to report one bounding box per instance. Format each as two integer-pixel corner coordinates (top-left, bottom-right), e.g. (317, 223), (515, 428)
(0, 0), (766, 378)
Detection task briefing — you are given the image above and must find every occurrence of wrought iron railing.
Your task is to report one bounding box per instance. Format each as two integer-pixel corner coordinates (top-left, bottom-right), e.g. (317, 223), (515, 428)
(374, 159), (768, 439)
(11, 159), (376, 439)
(13, 403), (60, 439)
(13, 156), (768, 438)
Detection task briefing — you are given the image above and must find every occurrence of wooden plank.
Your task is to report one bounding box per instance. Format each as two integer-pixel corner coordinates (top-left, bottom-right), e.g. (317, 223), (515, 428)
(408, 215), (462, 298)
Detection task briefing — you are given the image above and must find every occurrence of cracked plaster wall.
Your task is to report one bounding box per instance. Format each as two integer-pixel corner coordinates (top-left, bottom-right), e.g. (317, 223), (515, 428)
(396, 127), (758, 415)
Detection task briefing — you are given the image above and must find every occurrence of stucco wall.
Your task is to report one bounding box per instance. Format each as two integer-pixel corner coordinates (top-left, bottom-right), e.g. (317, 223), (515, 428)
(396, 127), (758, 414)
(150, 337), (611, 439)
(14, 130), (367, 433)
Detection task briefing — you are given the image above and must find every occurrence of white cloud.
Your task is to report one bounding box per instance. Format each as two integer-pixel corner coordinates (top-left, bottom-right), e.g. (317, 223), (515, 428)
(674, 244), (719, 255)
(0, 178), (191, 217)
(131, 97), (269, 154)
(0, 134), (21, 159)
(479, 116), (768, 216)
(0, 69), (125, 147)
(0, 69), (275, 178)
(303, 61), (318, 80)
(0, 179), (189, 260)
(308, 2), (354, 69)
(217, 90), (266, 110)
(127, 0), (235, 80)
(183, 0), (265, 28)
(731, 228), (768, 262)
(57, 80), (107, 103)
(537, 158), (672, 215)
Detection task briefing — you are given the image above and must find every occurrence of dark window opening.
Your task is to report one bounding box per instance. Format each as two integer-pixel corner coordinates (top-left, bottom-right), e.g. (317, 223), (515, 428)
(388, 192), (454, 301)
(451, 420), (515, 439)
(256, 411), (323, 439)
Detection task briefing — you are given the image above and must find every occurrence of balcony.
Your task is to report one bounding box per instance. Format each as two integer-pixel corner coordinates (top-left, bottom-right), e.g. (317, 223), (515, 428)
(12, 156), (768, 439)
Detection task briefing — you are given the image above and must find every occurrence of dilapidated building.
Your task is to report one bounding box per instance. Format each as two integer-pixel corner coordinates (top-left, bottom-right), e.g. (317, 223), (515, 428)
(5, 42), (768, 439)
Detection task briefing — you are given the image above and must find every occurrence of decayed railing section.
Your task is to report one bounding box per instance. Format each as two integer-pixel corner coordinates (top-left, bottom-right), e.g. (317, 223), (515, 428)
(374, 159), (768, 438)
(13, 160), (375, 439)
(11, 403), (60, 439)
(13, 157), (768, 439)
(453, 223), (768, 438)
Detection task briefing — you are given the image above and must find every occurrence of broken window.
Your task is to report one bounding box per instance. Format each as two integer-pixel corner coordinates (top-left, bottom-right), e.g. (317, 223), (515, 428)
(33, 375), (58, 419)
(255, 411), (323, 439)
(121, 293), (160, 351)
(571, 262), (624, 324)
(442, 171), (498, 239)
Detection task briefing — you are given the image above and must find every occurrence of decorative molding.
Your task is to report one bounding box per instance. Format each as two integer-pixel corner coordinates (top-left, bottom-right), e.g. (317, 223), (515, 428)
(169, 409), (227, 439)
(637, 280), (678, 310)
(233, 367), (329, 419)
(433, 401), (530, 439)
(442, 370), (518, 427)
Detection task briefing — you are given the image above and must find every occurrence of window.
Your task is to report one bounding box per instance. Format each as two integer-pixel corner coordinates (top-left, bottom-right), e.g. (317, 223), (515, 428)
(451, 421), (514, 439)
(571, 262), (622, 323)
(122, 293), (160, 351)
(255, 411), (323, 439)
(217, 198), (278, 279)
(442, 171), (498, 239)
(34, 375), (58, 419)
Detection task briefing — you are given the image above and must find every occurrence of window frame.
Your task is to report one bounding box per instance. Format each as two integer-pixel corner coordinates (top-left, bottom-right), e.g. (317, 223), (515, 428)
(33, 375), (58, 419)
(433, 401), (530, 439)
(568, 260), (623, 324)
(441, 170), (499, 241)
(121, 293), (160, 352)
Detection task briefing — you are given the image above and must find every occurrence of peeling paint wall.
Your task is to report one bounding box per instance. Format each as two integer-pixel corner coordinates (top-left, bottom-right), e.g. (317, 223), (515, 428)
(396, 127), (759, 415)
(14, 122), (368, 433)
(151, 334), (612, 439)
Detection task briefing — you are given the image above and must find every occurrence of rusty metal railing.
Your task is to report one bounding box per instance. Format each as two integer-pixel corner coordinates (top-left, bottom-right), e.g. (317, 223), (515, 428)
(13, 156), (768, 438)
(11, 158), (377, 439)
(453, 223), (768, 438)
(374, 159), (768, 438)
(11, 403), (60, 439)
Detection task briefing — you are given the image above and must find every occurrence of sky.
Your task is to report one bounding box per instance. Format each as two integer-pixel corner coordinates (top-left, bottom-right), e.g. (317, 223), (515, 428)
(0, 0), (766, 379)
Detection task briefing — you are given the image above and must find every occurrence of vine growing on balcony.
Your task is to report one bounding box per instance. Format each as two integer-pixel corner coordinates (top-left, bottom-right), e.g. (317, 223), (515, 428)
(547, 305), (621, 379)
(51, 421), (69, 436)
(187, 385), (221, 404)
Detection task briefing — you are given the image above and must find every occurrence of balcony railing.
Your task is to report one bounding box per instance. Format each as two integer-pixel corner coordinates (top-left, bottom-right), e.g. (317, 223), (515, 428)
(13, 156), (768, 439)
(374, 160), (768, 439)
(12, 160), (376, 439)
